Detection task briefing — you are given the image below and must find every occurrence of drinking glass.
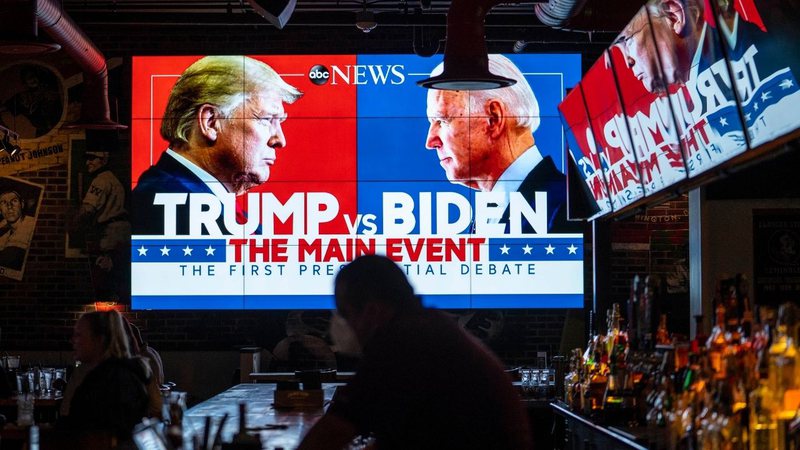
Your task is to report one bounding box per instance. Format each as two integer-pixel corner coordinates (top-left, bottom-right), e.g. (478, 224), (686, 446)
(17, 393), (34, 426)
(520, 368), (531, 394)
(53, 368), (67, 395)
(5, 355), (20, 370)
(40, 368), (55, 396)
(16, 371), (35, 394)
(532, 369), (543, 396)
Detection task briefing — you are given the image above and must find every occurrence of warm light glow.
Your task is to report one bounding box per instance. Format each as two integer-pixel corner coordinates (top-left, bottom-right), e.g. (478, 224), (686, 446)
(94, 301), (124, 312)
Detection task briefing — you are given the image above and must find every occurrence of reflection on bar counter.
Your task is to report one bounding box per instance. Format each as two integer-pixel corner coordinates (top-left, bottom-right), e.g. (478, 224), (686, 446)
(563, 275), (800, 450)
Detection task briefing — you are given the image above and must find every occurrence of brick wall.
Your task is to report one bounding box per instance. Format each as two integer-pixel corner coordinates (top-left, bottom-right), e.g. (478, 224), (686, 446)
(0, 21), (680, 369)
(606, 197), (691, 337)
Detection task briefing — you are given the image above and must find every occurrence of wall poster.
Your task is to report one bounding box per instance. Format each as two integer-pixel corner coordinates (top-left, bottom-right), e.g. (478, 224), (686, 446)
(753, 209), (800, 307)
(0, 176), (44, 280)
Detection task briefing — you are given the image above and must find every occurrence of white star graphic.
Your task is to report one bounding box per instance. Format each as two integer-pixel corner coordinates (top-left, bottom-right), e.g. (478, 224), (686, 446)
(760, 91), (771, 102)
(500, 245), (510, 255)
(160, 245), (171, 256)
(183, 246), (193, 256)
(522, 244), (533, 255)
(137, 246), (148, 256)
(205, 245), (216, 256)
(745, 113), (752, 122)
(753, 102), (759, 111)
(780, 79), (794, 89)
(544, 244), (555, 255)
(567, 244), (578, 254)
(719, 117), (728, 127)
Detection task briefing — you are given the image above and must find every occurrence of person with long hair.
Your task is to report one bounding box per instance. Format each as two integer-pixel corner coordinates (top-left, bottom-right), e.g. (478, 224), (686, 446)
(59, 310), (151, 440)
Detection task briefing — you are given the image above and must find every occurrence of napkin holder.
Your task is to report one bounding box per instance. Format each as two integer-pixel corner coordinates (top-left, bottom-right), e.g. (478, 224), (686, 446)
(274, 388), (323, 409)
(274, 379), (323, 409)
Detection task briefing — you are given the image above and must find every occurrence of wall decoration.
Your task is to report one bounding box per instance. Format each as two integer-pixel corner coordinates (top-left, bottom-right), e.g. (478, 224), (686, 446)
(66, 137), (89, 258)
(0, 62), (65, 139)
(0, 61), (78, 176)
(0, 176), (44, 280)
(753, 209), (800, 307)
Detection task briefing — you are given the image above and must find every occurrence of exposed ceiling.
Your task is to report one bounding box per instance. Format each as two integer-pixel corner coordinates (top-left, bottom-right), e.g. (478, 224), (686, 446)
(61, 0), (639, 33)
(63, 1), (540, 26)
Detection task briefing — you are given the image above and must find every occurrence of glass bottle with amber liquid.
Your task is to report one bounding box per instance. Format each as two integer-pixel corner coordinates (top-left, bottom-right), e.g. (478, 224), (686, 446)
(768, 303), (799, 421)
(707, 303), (728, 380)
(603, 304), (626, 410)
(655, 314), (670, 346)
(749, 379), (779, 450)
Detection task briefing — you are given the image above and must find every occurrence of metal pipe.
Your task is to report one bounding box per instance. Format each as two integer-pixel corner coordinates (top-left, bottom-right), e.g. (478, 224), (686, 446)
(36, 0), (125, 129)
(534, 0), (589, 28)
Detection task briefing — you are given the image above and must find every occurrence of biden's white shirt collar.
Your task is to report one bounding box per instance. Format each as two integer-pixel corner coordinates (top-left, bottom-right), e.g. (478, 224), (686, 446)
(490, 145), (543, 196)
(487, 145), (543, 219)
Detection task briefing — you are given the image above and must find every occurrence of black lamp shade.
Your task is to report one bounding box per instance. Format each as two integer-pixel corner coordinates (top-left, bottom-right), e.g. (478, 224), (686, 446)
(417, 0), (516, 90)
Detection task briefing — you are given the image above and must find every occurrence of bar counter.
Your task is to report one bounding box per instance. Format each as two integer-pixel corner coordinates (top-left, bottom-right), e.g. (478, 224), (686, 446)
(184, 383), (340, 449)
(551, 402), (653, 450)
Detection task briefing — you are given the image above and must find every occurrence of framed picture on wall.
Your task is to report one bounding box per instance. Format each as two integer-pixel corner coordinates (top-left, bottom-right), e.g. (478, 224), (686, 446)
(753, 209), (800, 307)
(65, 137), (89, 258)
(0, 176), (44, 280)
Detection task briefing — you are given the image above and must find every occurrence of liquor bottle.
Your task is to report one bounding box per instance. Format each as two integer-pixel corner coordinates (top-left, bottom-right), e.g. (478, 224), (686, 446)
(604, 304), (627, 410)
(739, 277), (753, 339)
(769, 303), (800, 420)
(639, 276), (654, 349)
(749, 380), (779, 450)
(565, 348), (583, 409)
(656, 314), (670, 346)
(724, 278), (741, 334)
(628, 275), (640, 350)
(606, 304), (622, 355)
(588, 334), (608, 412)
(707, 303), (728, 380)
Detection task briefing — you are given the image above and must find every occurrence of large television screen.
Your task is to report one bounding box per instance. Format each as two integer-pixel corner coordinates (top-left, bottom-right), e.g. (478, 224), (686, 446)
(131, 53), (584, 310)
(561, 0), (800, 219)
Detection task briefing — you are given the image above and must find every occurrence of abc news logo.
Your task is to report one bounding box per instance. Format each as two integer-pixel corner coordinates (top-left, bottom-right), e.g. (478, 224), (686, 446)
(307, 64), (406, 86)
(308, 65), (330, 85)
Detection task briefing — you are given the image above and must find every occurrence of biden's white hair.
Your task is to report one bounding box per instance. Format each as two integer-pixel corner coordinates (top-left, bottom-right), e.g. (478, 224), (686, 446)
(429, 54), (540, 133)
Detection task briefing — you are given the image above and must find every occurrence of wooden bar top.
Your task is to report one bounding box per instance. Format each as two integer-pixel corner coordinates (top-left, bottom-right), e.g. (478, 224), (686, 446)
(0, 393), (62, 407)
(247, 371), (355, 384)
(184, 383), (341, 449)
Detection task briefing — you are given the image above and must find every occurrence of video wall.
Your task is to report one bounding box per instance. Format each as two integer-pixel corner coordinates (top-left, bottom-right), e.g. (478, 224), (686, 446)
(560, 0), (800, 219)
(130, 53), (584, 310)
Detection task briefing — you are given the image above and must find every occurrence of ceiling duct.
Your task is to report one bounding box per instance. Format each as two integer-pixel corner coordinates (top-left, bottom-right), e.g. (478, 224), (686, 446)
(534, 0), (590, 28)
(535, 0), (643, 32)
(0, 0), (60, 54)
(246, 0), (297, 29)
(417, 0), (516, 90)
(36, 0), (125, 129)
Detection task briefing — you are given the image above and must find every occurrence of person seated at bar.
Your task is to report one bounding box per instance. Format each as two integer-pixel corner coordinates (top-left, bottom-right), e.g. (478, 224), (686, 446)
(297, 255), (532, 450)
(123, 317), (164, 419)
(58, 310), (151, 441)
